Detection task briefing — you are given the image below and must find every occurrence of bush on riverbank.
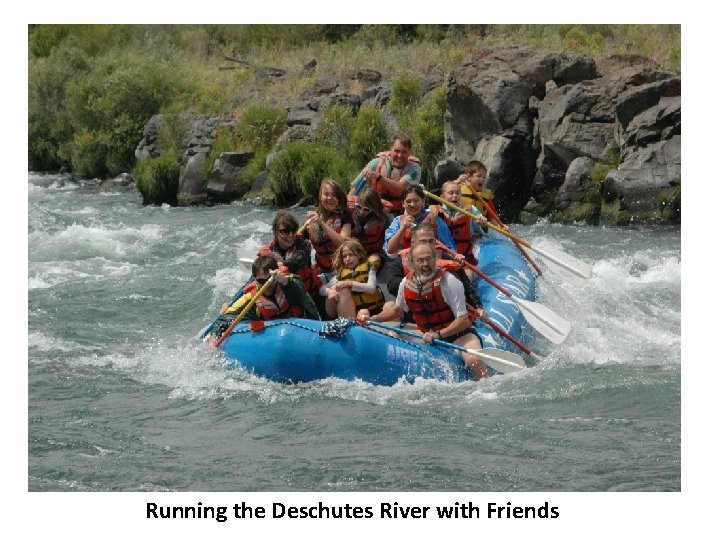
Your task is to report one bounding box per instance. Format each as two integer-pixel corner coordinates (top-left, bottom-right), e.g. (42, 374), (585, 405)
(133, 153), (180, 205)
(28, 24), (681, 183)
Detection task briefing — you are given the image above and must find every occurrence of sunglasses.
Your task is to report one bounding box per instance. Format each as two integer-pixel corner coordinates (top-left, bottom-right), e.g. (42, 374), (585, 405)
(355, 205), (372, 212)
(276, 228), (297, 235)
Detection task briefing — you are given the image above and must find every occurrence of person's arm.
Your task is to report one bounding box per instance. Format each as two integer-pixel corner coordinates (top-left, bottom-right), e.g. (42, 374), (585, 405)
(277, 273), (305, 305)
(385, 214), (414, 255)
(318, 276), (338, 297)
(349, 267), (378, 294)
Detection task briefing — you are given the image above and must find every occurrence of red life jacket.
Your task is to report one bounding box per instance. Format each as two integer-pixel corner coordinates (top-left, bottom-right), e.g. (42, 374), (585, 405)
(351, 214), (386, 255)
(370, 151), (422, 214)
(437, 205), (478, 265)
(258, 240), (319, 296)
(244, 280), (304, 320)
(403, 267), (456, 333)
(307, 213), (345, 272)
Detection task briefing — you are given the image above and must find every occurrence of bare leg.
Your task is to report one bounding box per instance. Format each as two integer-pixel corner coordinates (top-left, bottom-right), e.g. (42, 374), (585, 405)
(336, 287), (357, 318)
(325, 296), (338, 319)
(454, 333), (488, 380)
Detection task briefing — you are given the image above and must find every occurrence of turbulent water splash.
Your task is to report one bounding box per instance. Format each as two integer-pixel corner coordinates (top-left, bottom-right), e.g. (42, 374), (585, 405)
(27, 173), (680, 492)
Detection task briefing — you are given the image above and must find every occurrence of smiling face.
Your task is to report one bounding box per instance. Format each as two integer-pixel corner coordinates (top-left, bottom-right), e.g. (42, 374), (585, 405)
(402, 191), (425, 218)
(275, 226), (297, 250)
(341, 246), (360, 270)
(390, 140), (410, 169)
(320, 184), (340, 213)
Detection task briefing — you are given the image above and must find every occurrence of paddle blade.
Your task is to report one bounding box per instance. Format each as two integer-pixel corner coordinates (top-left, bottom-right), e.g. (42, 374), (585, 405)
(514, 297), (572, 345)
(531, 244), (593, 284)
(467, 348), (526, 374)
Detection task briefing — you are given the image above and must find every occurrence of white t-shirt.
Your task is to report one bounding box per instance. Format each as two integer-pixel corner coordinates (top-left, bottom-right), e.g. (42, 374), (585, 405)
(395, 270), (467, 317)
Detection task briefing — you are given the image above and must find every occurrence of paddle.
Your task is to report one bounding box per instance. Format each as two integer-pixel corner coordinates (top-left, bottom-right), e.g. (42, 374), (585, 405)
(363, 319), (527, 374)
(467, 306), (546, 364)
(214, 274), (276, 348)
(461, 182), (543, 275)
(436, 242), (571, 344)
(424, 190), (593, 284)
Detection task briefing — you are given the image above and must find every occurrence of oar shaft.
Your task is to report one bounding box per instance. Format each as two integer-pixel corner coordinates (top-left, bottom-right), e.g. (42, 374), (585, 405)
(215, 276), (275, 348)
(436, 243), (515, 299)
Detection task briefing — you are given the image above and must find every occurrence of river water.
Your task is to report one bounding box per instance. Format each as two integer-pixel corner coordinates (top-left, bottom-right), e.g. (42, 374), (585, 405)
(27, 172), (680, 497)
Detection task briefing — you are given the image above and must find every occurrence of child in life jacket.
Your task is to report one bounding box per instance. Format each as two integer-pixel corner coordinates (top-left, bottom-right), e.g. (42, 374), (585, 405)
(350, 187), (390, 271)
(320, 238), (385, 319)
(457, 160), (504, 228)
(206, 255), (319, 343)
(305, 178), (353, 273)
(434, 181), (487, 274)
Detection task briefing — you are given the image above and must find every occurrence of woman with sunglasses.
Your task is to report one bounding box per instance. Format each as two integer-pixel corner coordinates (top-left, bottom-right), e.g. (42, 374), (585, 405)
(305, 178), (352, 273)
(350, 187), (390, 270)
(258, 210), (318, 297)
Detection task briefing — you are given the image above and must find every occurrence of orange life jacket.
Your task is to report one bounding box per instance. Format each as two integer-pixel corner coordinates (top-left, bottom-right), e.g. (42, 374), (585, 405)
(403, 267), (456, 333)
(244, 280), (304, 320)
(437, 205), (478, 265)
(351, 214), (386, 255)
(307, 213), (345, 272)
(371, 151), (422, 214)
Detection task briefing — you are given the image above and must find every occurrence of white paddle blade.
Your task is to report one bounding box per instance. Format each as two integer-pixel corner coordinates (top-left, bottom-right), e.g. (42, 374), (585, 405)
(531, 244), (593, 284)
(468, 348), (526, 374)
(514, 297), (572, 345)
(238, 257), (254, 265)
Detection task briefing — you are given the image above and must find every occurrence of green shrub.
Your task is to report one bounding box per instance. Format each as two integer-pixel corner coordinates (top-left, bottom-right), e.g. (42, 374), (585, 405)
(28, 41), (91, 171)
(63, 53), (185, 177)
(348, 106), (388, 167)
(405, 84), (447, 186)
(315, 104), (355, 150)
(389, 73), (423, 121)
(237, 105), (287, 152)
(133, 153), (180, 205)
(268, 142), (355, 205)
(70, 131), (108, 178)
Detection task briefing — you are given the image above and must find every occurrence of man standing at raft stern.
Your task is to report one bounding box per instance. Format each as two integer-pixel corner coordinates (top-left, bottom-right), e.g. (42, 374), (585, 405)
(350, 133), (422, 216)
(357, 243), (488, 380)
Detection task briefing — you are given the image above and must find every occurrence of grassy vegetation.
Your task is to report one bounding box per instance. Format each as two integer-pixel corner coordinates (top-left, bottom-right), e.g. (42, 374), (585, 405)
(29, 24), (681, 187)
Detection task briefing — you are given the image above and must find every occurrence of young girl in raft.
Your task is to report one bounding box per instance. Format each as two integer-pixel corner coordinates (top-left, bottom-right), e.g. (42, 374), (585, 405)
(320, 238), (385, 319)
(305, 178), (353, 273)
(434, 180), (487, 276)
(350, 187), (390, 271)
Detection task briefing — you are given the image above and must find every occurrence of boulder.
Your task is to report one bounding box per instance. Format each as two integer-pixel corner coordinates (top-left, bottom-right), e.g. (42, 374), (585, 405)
(206, 152), (255, 203)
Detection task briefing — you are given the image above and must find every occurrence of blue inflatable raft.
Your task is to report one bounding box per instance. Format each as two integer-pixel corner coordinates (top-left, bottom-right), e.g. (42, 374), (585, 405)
(214, 233), (537, 385)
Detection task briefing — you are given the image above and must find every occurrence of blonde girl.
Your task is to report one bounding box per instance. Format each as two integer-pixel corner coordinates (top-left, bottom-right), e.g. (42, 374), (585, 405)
(321, 238), (384, 319)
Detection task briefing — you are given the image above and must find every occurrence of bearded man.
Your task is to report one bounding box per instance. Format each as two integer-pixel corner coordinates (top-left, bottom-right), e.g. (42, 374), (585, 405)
(358, 243), (487, 379)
